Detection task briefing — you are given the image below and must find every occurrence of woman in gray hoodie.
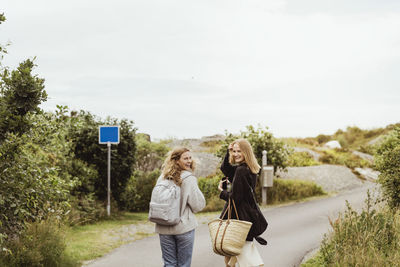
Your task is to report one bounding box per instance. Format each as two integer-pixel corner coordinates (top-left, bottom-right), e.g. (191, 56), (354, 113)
(155, 147), (206, 267)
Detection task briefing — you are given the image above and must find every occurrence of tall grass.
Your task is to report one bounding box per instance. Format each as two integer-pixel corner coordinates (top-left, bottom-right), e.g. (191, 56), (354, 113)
(286, 152), (320, 167)
(303, 192), (400, 266)
(0, 218), (79, 267)
(319, 149), (372, 169)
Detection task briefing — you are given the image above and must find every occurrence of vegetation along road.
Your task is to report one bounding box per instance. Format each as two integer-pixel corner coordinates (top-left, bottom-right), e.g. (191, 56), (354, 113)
(86, 182), (376, 267)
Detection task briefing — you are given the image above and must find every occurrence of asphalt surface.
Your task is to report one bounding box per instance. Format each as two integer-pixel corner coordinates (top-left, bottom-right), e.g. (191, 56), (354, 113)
(86, 182), (376, 267)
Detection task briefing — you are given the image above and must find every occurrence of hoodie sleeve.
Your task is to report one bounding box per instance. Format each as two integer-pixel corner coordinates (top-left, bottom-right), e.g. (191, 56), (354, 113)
(185, 176), (206, 213)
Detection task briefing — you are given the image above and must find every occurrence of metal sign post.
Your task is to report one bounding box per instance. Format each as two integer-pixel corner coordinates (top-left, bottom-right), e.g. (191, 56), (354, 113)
(99, 126), (120, 216)
(107, 142), (111, 216)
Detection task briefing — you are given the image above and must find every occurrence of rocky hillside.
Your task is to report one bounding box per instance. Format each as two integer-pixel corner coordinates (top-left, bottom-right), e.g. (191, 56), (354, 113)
(277, 165), (369, 193)
(167, 135), (225, 178)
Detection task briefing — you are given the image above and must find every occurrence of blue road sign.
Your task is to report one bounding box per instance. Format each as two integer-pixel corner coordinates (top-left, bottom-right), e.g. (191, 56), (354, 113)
(99, 126), (120, 144)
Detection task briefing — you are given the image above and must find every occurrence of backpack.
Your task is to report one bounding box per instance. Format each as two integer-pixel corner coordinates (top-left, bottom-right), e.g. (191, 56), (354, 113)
(148, 173), (191, 225)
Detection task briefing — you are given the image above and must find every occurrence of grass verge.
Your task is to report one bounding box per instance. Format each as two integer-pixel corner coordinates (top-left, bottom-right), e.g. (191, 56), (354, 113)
(301, 192), (400, 266)
(65, 212), (149, 264)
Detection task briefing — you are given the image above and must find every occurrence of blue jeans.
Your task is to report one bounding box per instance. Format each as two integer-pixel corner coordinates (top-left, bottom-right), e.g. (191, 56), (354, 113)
(159, 229), (195, 267)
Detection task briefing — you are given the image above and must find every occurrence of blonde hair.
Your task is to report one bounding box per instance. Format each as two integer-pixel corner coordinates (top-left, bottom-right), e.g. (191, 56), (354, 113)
(229, 138), (261, 174)
(161, 147), (196, 186)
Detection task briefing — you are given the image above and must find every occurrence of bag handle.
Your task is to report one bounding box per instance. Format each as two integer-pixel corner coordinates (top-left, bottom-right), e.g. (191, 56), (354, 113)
(220, 198), (240, 220)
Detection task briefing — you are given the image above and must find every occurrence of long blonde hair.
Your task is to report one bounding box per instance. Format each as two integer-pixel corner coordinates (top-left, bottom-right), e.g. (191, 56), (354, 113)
(161, 147), (196, 186)
(229, 138), (261, 174)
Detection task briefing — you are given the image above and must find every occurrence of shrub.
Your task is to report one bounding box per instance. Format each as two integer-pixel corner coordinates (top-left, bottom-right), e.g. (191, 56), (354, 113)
(319, 193), (400, 266)
(121, 169), (161, 211)
(267, 179), (325, 204)
(0, 133), (71, 238)
(286, 152), (320, 167)
(319, 149), (371, 169)
(375, 127), (400, 209)
(66, 194), (108, 226)
(316, 134), (331, 144)
(198, 174), (225, 212)
(0, 218), (78, 267)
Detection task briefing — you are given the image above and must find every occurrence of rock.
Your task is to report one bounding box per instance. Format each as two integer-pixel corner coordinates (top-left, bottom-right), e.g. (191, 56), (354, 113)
(167, 136), (224, 177)
(200, 134), (226, 141)
(368, 135), (385, 145)
(277, 165), (365, 192)
(354, 167), (380, 181)
(293, 147), (321, 161)
(192, 152), (221, 178)
(324, 140), (341, 149)
(352, 151), (374, 163)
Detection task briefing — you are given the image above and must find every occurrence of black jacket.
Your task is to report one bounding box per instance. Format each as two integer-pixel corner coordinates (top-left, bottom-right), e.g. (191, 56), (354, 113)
(219, 151), (259, 242)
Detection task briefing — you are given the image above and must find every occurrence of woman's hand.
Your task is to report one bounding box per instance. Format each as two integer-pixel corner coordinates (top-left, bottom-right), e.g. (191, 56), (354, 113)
(228, 142), (234, 151)
(218, 179), (225, 192)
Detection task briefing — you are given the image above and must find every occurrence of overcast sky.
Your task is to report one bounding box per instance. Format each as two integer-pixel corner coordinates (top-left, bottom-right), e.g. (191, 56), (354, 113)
(1, 0), (400, 139)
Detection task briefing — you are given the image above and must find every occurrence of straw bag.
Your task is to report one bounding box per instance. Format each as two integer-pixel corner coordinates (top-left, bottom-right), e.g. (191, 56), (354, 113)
(208, 198), (252, 256)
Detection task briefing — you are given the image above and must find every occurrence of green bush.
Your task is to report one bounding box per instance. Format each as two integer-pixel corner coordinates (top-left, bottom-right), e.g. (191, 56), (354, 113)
(66, 194), (108, 226)
(286, 152), (320, 167)
(316, 134), (331, 144)
(267, 179), (325, 204)
(375, 127), (400, 209)
(198, 175), (225, 212)
(121, 169), (161, 211)
(0, 218), (79, 267)
(318, 194), (400, 266)
(0, 133), (71, 238)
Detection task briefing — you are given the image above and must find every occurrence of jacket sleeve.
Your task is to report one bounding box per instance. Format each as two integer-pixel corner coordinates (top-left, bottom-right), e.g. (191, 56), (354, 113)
(186, 176), (206, 213)
(219, 166), (247, 204)
(220, 149), (235, 179)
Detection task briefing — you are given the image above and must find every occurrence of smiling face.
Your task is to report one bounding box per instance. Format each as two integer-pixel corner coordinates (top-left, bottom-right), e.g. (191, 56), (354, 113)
(178, 151), (193, 171)
(232, 143), (244, 163)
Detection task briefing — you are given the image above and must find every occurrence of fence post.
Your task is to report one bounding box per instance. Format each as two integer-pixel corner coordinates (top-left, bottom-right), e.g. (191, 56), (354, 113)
(261, 151), (267, 205)
(261, 150), (274, 205)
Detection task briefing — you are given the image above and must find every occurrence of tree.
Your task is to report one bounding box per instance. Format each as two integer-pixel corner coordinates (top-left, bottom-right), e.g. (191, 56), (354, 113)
(0, 59), (47, 141)
(70, 111), (137, 207)
(217, 125), (290, 172)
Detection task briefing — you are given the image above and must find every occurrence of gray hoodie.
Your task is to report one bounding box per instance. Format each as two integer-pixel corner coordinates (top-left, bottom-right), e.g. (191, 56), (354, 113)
(155, 170), (206, 235)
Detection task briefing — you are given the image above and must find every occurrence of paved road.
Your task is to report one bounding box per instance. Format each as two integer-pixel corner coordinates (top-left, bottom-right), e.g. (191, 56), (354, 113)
(87, 183), (376, 267)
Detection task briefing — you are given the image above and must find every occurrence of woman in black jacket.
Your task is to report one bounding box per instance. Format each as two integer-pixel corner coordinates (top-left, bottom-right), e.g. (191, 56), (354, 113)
(218, 139), (266, 267)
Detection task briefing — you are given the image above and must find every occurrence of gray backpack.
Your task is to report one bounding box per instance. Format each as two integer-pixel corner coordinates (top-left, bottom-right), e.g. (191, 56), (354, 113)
(148, 173), (191, 225)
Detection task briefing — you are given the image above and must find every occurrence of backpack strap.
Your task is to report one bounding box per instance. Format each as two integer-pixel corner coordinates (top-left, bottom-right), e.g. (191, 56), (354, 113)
(181, 171), (193, 180)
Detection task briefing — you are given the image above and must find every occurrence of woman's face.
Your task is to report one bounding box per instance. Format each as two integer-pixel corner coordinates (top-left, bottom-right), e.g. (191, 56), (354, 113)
(178, 151), (193, 171)
(232, 143), (244, 163)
